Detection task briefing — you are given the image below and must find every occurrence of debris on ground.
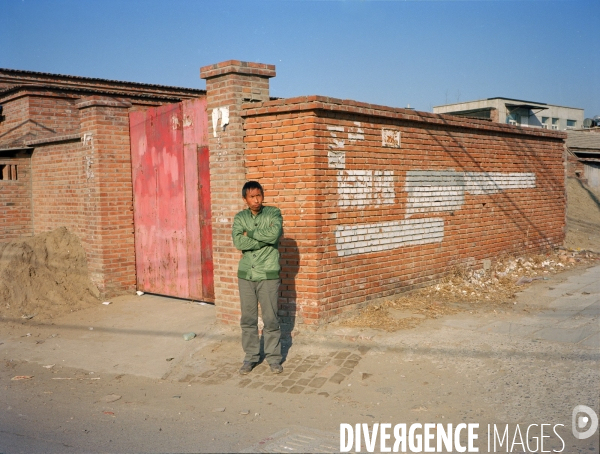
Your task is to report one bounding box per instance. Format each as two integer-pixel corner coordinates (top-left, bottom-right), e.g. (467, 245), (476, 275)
(340, 248), (600, 332)
(0, 227), (100, 321)
(183, 332), (196, 341)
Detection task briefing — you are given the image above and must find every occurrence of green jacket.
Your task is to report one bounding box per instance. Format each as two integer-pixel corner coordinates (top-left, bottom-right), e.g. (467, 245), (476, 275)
(232, 205), (283, 281)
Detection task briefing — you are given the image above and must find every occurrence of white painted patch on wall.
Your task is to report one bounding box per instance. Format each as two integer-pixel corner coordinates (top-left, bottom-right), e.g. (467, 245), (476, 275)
(382, 129), (401, 148)
(327, 125), (346, 169)
(348, 122), (365, 142)
(405, 170), (536, 217)
(211, 107), (230, 137)
(82, 133), (93, 146)
(337, 170), (395, 207)
(335, 218), (444, 256)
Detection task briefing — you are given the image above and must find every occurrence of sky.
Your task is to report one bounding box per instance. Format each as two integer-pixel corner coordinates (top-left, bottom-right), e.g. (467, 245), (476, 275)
(1, 0), (599, 117)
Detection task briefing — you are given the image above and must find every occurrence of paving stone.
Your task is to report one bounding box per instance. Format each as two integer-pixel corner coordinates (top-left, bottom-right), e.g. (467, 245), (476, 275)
(247, 381), (264, 389)
(281, 379), (296, 387)
(478, 321), (541, 337)
(273, 387), (288, 393)
(343, 359), (359, 368)
(307, 377), (327, 388)
(580, 301), (600, 317)
(332, 359), (344, 366)
(347, 353), (361, 361)
(262, 384), (275, 391)
(294, 364), (311, 372)
(335, 351), (351, 359)
(297, 378), (311, 386)
(580, 333), (600, 348)
(329, 373), (345, 384)
(534, 325), (599, 344)
(287, 385), (305, 394)
(316, 364), (339, 378)
(555, 317), (598, 329)
(288, 372), (303, 380)
(238, 378), (252, 388)
(337, 367), (354, 376)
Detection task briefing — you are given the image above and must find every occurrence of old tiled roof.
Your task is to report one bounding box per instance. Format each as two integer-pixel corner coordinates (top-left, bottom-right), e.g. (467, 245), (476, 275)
(567, 130), (600, 150)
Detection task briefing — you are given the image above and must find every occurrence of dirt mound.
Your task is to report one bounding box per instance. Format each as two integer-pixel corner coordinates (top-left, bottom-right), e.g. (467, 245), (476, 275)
(0, 227), (100, 321)
(564, 177), (600, 252)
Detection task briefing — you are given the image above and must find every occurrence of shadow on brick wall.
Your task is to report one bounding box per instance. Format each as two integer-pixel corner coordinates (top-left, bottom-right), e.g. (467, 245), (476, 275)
(279, 236), (299, 362)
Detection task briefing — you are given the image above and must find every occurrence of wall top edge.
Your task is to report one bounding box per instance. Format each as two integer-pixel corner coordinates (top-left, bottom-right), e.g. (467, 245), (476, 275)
(241, 95), (568, 139)
(200, 60), (276, 80)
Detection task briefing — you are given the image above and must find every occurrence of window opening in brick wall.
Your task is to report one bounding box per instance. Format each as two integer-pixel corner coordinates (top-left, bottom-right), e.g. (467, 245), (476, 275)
(0, 164), (18, 181)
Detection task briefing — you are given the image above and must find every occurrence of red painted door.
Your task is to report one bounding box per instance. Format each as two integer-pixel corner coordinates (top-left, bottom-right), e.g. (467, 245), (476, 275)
(129, 99), (214, 302)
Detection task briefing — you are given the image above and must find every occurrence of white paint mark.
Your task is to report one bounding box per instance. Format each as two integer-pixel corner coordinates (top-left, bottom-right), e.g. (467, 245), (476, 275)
(171, 115), (180, 130)
(327, 125), (345, 169)
(82, 133), (93, 146)
(348, 121), (365, 142)
(220, 107), (229, 128)
(382, 129), (401, 148)
(211, 109), (220, 137)
(183, 115), (193, 128)
(84, 155), (94, 179)
(335, 218), (445, 256)
(404, 170), (536, 217)
(337, 170), (395, 207)
(211, 107), (230, 137)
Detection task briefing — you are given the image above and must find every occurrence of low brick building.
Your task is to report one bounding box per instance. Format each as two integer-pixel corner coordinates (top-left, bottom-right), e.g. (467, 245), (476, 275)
(0, 69), (205, 296)
(1, 61), (567, 326)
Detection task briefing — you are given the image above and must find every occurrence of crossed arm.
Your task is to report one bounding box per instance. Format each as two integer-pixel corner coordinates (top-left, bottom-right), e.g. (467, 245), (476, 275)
(232, 210), (283, 251)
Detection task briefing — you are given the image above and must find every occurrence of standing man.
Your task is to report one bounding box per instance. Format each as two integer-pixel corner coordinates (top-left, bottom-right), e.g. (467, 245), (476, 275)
(232, 181), (283, 375)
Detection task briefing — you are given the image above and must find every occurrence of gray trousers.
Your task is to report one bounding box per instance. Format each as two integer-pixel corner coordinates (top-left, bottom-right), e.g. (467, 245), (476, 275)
(238, 278), (282, 365)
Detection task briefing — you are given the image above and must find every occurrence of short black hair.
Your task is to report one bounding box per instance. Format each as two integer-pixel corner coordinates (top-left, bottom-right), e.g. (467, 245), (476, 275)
(242, 181), (264, 198)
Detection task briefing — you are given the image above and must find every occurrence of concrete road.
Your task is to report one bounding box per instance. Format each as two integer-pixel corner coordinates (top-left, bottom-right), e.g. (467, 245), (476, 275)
(1, 265), (599, 453)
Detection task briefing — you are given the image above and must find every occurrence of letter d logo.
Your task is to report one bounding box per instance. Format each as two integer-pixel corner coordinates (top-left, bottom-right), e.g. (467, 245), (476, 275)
(572, 405), (599, 440)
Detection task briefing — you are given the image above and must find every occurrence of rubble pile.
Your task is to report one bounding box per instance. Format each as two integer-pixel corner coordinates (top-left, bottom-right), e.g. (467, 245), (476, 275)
(341, 249), (599, 332)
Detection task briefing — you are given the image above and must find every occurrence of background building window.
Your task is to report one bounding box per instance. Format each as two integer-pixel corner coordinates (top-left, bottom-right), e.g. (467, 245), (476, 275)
(0, 164), (18, 181)
(541, 117), (549, 129)
(551, 118), (559, 130)
(566, 119), (576, 129)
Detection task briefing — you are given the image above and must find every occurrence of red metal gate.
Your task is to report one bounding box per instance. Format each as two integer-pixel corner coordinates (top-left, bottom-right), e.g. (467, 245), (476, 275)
(129, 98), (214, 302)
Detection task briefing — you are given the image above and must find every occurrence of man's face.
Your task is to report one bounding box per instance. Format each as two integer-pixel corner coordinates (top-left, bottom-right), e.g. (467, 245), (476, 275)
(244, 188), (264, 214)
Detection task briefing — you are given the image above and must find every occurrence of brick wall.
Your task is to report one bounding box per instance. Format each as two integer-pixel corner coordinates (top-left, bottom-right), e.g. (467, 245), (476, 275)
(0, 154), (32, 241)
(242, 96), (567, 324)
(77, 96), (136, 296)
(0, 96), (30, 146)
(31, 140), (85, 239)
(200, 61), (275, 324)
(29, 95), (80, 138)
(566, 152), (585, 180)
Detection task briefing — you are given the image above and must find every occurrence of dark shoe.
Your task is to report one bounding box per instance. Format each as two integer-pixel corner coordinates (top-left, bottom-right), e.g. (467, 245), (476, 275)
(270, 363), (283, 374)
(239, 361), (256, 375)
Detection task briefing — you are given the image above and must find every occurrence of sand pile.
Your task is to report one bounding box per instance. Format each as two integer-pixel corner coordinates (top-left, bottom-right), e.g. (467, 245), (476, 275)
(0, 227), (100, 321)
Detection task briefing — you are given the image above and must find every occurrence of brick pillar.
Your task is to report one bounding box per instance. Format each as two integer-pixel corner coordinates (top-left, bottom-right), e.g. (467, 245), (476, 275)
(76, 96), (136, 297)
(200, 61), (276, 324)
